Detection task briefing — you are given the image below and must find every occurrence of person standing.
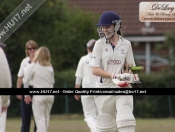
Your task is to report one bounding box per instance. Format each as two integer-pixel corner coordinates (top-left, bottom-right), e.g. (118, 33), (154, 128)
(89, 11), (137, 132)
(0, 39), (12, 132)
(16, 40), (38, 132)
(23, 46), (55, 132)
(75, 39), (98, 132)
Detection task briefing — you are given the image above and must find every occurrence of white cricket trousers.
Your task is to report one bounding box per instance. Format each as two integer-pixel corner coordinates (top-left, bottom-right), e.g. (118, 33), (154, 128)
(95, 95), (135, 132)
(0, 111), (7, 132)
(95, 95), (133, 116)
(81, 95), (98, 132)
(32, 95), (54, 132)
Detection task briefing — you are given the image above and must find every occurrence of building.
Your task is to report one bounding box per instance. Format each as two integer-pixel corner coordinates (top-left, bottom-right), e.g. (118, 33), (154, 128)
(68, 0), (175, 73)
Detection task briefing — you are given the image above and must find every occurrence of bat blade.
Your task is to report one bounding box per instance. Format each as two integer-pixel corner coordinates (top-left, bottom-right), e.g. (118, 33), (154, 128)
(131, 66), (144, 71)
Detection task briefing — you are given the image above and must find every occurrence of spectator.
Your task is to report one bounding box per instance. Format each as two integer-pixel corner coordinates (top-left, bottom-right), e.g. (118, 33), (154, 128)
(24, 46), (55, 132)
(16, 40), (38, 132)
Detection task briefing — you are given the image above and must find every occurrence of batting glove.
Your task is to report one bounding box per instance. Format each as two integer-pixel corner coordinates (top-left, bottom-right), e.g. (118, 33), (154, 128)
(111, 73), (131, 81)
(111, 74), (129, 88)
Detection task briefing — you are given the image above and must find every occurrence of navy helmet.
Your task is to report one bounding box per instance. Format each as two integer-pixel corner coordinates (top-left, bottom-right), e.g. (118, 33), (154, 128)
(96, 11), (122, 38)
(96, 11), (121, 26)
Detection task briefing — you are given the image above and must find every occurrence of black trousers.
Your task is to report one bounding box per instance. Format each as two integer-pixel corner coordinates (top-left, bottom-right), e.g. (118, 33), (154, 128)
(20, 85), (37, 132)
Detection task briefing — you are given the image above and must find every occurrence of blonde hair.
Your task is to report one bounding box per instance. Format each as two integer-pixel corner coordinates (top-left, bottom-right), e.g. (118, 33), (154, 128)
(25, 40), (38, 57)
(32, 46), (52, 66)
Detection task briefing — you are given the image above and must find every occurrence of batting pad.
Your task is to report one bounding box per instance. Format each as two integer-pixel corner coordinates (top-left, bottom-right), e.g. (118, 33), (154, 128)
(85, 117), (97, 132)
(96, 114), (117, 132)
(116, 106), (136, 129)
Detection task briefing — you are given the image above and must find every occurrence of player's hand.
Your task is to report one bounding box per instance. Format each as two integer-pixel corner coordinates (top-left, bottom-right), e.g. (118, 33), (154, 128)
(118, 81), (129, 87)
(24, 96), (32, 104)
(74, 95), (80, 101)
(132, 74), (140, 84)
(113, 73), (131, 81)
(1, 107), (7, 113)
(111, 74), (129, 88)
(16, 95), (22, 100)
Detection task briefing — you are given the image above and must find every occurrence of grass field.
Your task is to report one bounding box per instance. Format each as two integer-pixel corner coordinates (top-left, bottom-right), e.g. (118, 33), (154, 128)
(6, 114), (175, 132)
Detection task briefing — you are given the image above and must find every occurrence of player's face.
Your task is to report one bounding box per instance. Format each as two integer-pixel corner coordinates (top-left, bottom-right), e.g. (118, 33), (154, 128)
(102, 25), (115, 39)
(27, 45), (37, 56)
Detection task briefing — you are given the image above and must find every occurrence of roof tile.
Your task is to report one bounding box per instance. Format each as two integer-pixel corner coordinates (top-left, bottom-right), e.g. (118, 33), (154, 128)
(68, 0), (175, 36)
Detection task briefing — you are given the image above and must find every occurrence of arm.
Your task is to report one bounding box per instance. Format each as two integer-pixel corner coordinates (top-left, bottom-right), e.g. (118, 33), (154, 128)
(75, 56), (85, 100)
(125, 41), (136, 66)
(17, 77), (23, 88)
(89, 40), (112, 78)
(1, 95), (10, 112)
(75, 84), (81, 88)
(1, 96), (10, 107)
(75, 77), (82, 100)
(75, 77), (82, 88)
(91, 67), (111, 78)
(23, 64), (34, 104)
(16, 58), (26, 99)
(16, 77), (23, 100)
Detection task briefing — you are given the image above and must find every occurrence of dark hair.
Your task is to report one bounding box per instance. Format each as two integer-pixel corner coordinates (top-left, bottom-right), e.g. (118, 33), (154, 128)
(117, 28), (122, 36)
(87, 41), (96, 52)
(114, 21), (122, 36)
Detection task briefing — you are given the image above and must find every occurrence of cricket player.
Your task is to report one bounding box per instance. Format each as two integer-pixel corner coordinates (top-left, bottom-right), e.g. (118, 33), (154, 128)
(75, 39), (98, 132)
(89, 11), (136, 132)
(0, 40), (12, 132)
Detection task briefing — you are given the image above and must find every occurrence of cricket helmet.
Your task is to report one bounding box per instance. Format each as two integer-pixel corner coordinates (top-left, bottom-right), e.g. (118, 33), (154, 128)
(96, 11), (122, 39)
(96, 11), (121, 26)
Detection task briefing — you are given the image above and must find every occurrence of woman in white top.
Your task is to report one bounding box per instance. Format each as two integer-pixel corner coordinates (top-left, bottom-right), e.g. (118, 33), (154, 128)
(24, 46), (54, 132)
(89, 11), (136, 132)
(75, 39), (98, 132)
(16, 40), (38, 132)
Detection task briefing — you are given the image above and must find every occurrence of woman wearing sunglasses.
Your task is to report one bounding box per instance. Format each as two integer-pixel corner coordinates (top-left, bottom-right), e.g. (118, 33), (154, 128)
(16, 40), (38, 132)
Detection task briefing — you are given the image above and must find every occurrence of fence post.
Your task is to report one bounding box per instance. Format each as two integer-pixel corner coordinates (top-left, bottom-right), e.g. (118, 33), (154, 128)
(64, 82), (69, 114)
(167, 95), (173, 117)
(167, 86), (173, 117)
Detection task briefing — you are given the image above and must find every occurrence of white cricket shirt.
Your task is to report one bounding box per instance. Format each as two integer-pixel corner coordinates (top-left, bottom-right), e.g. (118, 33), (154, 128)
(75, 53), (96, 88)
(17, 57), (30, 77)
(17, 57), (33, 86)
(23, 62), (55, 88)
(89, 35), (136, 84)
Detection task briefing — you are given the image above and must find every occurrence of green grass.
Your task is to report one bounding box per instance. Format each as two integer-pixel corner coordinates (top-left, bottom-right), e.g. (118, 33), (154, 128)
(6, 114), (175, 132)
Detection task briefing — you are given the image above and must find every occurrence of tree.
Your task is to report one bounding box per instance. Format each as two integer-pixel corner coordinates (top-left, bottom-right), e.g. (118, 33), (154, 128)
(0, 0), (99, 87)
(157, 30), (175, 73)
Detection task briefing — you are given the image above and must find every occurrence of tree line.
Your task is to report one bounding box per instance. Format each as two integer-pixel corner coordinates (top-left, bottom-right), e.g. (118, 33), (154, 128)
(0, 0), (99, 87)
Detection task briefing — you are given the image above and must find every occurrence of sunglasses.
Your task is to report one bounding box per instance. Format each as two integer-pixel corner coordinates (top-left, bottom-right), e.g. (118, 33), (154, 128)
(27, 47), (36, 51)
